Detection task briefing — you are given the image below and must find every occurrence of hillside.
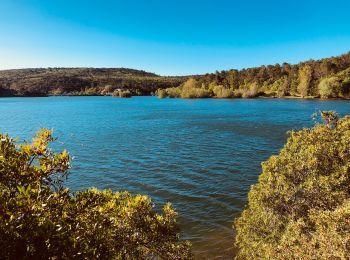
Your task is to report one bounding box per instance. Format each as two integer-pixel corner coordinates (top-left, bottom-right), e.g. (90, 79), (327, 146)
(1, 51), (350, 98)
(196, 51), (350, 98)
(0, 68), (187, 96)
(158, 51), (350, 99)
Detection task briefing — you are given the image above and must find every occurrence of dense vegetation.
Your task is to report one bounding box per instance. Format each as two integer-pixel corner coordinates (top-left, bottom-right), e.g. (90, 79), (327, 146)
(157, 51), (350, 99)
(0, 68), (186, 97)
(0, 129), (192, 259)
(234, 112), (350, 259)
(1, 51), (350, 98)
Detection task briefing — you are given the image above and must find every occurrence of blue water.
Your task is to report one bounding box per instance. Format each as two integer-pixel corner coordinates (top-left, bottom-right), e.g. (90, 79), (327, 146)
(1, 96), (350, 258)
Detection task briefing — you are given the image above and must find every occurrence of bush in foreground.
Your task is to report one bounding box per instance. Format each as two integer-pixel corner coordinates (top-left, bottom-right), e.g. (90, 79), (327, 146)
(0, 129), (192, 259)
(234, 111), (350, 259)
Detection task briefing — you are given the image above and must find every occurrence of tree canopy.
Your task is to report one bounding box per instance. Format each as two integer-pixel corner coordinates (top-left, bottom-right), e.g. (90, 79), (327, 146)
(0, 129), (192, 259)
(234, 112), (350, 259)
(1, 51), (350, 98)
(157, 51), (350, 99)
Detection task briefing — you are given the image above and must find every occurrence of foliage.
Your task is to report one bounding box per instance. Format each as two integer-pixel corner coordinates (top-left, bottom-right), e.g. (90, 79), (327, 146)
(156, 88), (167, 98)
(297, 64), (313, 97)
(112, 89), (132, 98)
(318, 76), (342, 98)
(212, 85), (234, 98)
(1, 51), (350, 98)
(318, 68), (350, 99)
(0, 68), (187, 96)
(157, 78), (211, 99)
(100, 85), (114, 96)
(241, 82), (260, 98)
(166, 87), (182, 98)
(179, 78), (210, 98)
(234, 111), (350, 259)
(180, 88), (210, 99)
(193, 51), (350, 99)
(0, 129), (192, 259)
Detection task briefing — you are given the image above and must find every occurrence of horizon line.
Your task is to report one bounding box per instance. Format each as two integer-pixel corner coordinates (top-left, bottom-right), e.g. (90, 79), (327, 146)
(1, 50), (349, 77)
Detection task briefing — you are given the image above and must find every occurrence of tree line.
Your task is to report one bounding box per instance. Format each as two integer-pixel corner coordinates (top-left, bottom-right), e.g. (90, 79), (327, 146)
(0, 68), (187, 97)
(1, 51), (350, 98)
(157, 51), (350, 99)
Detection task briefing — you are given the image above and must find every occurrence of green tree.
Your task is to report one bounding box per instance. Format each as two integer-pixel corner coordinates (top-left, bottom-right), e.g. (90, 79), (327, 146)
(212, 85), (234, 98)
(297, 64), (313, 97)
(182, 78), (199, 89)
(226, 70), (239, 90)
(241, 82), (259, 98)
(234, 112), (350, 259)
(156, 88), (168, 98)
(318, 76), (341, 98)
(166, 87), (181, 98)
(101, 85), (114, 95)
(112, 89), (132, 98)
(0, 129), (192, 259)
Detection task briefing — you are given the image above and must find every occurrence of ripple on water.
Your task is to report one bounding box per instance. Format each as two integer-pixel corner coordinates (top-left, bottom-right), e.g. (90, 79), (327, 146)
(1, 96), (350, 258)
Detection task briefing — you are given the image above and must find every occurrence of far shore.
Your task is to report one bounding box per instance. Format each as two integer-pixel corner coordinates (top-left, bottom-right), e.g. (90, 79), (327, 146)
(1, 94), (349, 101)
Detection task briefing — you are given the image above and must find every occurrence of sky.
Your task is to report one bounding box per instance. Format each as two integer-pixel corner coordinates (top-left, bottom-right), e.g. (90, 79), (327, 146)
(1, 0), (350, 75)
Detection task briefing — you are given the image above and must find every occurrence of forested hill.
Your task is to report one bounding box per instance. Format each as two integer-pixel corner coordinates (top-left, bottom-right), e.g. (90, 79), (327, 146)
(0, 68), (187, 96)
(1, 51), (350, 98)
(184, 51), (350, 99)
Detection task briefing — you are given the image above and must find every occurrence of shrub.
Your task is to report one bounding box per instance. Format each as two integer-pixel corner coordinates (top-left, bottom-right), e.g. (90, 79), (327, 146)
(297, 65), (313, 97)
(241, 83), (259, 98)
(342, 78), (350, 98)
(179, 78), (211, 98)
(234, 111), (350, 259)
(212, 85), (234, 98)
(161, 79), (211, 99)
(83, 87), (101, 96)
(181, 78), (199, 89)
(232, 89), (243, 98)
(318, 76), (342, 98)
(0, 129), (192, 259)
(180, 87), (210, 99)
(156, 88), (168, 98)
(101, 85), (114, 96)
(49, 88), (65, 96)
(112, 89), (132, 98)
(166, 87), (181, 98)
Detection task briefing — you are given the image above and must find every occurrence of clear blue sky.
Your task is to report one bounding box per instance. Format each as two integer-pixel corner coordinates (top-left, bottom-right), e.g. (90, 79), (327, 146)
(1, 0), (350, 75)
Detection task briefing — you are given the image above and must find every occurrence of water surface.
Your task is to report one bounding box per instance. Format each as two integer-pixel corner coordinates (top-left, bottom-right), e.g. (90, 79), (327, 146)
(1, 96), (350, 259)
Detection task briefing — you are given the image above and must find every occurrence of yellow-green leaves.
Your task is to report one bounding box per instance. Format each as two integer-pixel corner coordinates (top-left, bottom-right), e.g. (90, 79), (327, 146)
(0, 129), (192, 259)
(234, 112), (350, 259)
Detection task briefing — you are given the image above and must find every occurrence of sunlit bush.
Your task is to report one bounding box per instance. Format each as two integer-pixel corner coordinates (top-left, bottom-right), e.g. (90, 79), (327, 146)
(156, 88), (168, 98)
(212, 85), (234, 98)
(112, 89), (132, 98)
(0, 129), (192, 259)
(318, 76), (342, 98)
(179, 78), (211, 98)
(240, 83), (260, 98)
(180, 87), (210, 99)
(101, 85), (114, 96)
(234, 111), (350, 259)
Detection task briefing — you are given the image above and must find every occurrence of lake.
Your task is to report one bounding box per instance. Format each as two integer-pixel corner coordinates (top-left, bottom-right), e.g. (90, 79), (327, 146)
(1, 96), (350, 258)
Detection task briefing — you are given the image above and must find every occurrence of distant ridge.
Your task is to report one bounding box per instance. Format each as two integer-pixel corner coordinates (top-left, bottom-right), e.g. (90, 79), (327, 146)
(0, 51), (350, 97)
(0, 67), (187, 96)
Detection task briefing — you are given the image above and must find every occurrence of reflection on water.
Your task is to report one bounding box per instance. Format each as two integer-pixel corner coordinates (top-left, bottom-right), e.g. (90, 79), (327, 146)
(1, 96), (350, 258)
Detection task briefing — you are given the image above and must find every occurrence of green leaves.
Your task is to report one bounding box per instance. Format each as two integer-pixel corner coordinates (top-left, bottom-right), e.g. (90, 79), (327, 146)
(0, 129), (192, 259)
(234, 112), (350, 259)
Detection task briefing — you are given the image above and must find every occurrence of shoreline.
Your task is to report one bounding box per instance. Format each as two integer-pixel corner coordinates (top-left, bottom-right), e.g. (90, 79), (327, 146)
(1, 94), (348, 101)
